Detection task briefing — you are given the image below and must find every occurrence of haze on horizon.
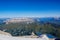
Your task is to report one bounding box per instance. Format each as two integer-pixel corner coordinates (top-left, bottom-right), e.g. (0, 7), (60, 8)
(0, 0), (60, 18)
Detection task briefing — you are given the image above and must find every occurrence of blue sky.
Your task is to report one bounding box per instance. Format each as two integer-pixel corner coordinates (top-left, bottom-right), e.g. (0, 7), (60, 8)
(0, 0), (60, 18)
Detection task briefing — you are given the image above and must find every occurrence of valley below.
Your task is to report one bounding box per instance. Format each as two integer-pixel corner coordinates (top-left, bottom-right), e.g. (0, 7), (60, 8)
(0, 17), (60, 40)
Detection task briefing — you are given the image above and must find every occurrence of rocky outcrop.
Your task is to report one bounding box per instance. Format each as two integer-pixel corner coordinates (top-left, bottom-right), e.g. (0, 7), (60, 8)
(5, 18), (35, 24)
(0, 30), (11, 36)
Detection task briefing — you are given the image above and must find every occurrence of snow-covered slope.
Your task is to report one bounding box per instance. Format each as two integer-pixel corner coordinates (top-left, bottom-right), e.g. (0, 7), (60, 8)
(0, 31), (46, 40)
(0, 31), (55, 40)
(0, 34), (46, 40)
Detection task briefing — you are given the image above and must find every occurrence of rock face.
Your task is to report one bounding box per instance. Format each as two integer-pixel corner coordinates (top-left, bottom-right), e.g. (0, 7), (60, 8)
(5, 18), (35, 24)
(0, 31), (56, 40)
(0, 30), (11, 36)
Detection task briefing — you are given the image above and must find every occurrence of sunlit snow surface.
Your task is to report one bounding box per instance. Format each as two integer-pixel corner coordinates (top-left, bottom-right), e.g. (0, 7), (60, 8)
(0, 34), (46, 40)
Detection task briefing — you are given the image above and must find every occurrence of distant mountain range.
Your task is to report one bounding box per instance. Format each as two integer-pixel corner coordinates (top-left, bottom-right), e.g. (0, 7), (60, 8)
(0, 18), (10, 24)
(34, 17), (60, 27)
(0, 17), (60, 24)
